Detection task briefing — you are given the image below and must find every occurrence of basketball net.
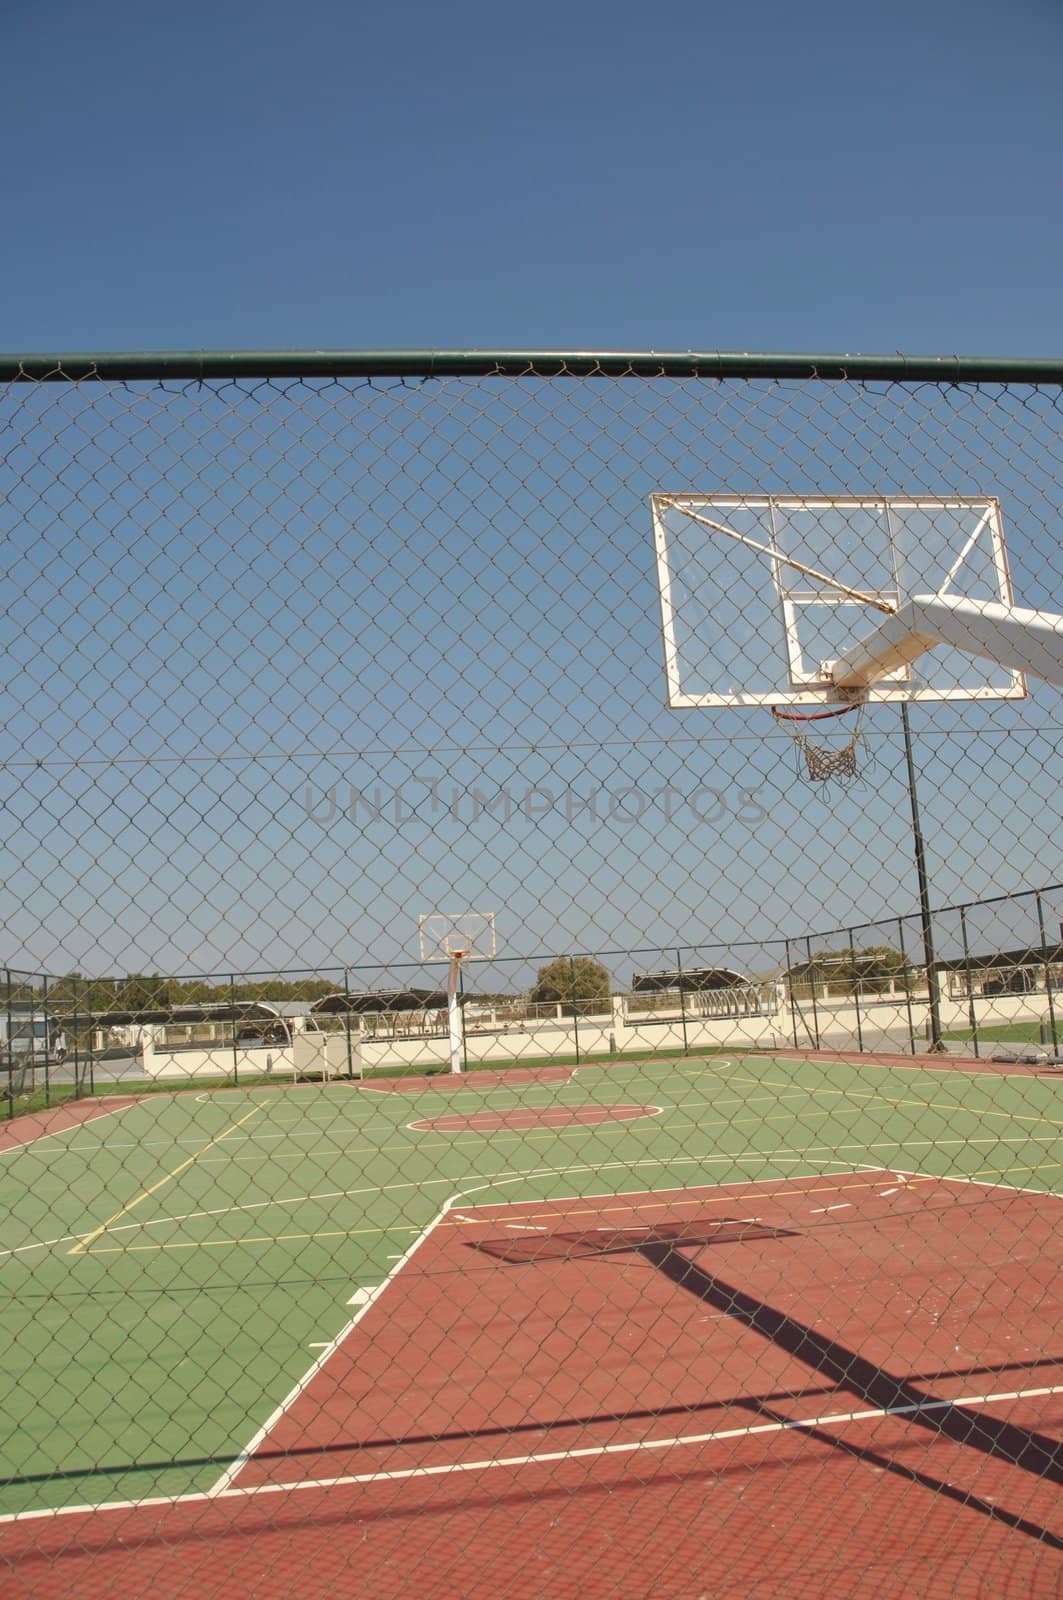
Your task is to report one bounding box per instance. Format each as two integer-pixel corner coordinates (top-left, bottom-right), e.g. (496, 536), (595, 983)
(772, 701), (865, 785)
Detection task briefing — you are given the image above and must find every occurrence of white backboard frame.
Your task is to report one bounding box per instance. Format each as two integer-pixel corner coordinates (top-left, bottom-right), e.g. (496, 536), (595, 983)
(651, 493), (1027, 708)
(418, 912), (497, 963)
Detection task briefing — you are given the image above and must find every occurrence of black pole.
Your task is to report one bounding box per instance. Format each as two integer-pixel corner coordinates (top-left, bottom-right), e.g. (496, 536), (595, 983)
(230, 976), (239, 1085)
(4, 970), (12, 1119)
(677, 949), (689, 1055)
(896, 917), (918, 1056)
(899, 704), (945, 1052)
(848, 926), (865, 1055)
(805, 937), (822, 1050)
(42, 973), (50, 1107)
(569, 956), (580, 1065)
(343, 967), (354, 1079)
(1035, 892), (1060, 1056)
(784, 939), (799, 1049)
(959, 904), (979, 1058)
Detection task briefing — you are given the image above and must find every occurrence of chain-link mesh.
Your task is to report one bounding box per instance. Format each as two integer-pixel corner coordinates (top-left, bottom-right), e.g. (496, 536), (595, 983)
(2, 356), (1062, 1598)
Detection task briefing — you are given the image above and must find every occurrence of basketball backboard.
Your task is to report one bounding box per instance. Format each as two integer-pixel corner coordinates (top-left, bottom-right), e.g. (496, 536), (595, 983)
(418, 912), (497, 963)
(651, 494), (1027, 707)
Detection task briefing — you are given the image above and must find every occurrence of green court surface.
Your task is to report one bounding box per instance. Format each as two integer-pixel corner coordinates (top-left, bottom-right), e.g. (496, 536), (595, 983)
(2, 1052), (1061, 1519)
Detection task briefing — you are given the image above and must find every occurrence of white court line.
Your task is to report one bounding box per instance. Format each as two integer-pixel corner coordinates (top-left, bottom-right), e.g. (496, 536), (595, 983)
(888, 1164), (1063, 1202)
(211, 1168), (876, 1496)
(0, 1155), (871, 1262)
(5, 1162), (1053, 1523)
(5, 1380), (1061, 1527)
(5, 1135), (1056, 1263)
(207, 1202), (455, 1495)
(404, 1102), (666, 1135)
(0, 1100), (139, 1159)
(346, 1287), (377, 1308)
(769, 1052), (1063, 1082)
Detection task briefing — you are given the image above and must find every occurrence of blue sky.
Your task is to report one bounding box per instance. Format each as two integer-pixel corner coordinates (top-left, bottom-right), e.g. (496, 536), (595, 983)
(1, 1), (1061, 984)
(3, 0), (1061, 357)
(2, 375), (1060, 981)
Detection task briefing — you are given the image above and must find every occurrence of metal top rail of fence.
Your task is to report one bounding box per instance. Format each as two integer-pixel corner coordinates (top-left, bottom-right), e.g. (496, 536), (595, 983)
(2, 346), (1063, 381)
(3, 349), (1063, 1600)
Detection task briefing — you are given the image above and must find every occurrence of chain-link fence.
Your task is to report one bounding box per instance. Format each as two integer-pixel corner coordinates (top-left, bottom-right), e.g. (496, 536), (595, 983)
(2, 351), (1062, 1598)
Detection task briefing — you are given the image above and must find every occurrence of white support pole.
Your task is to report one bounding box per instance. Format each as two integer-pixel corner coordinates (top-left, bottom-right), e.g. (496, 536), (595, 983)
(447, 952), (465, 1075)
(831, 594), (1063, 691)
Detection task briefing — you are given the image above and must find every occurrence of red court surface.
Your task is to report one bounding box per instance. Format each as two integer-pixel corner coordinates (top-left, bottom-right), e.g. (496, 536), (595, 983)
(773, 1046), (1063, 1079)
(5, 1170), (1062, 1600)
(359, 1065), (576, 1094)
(409, 1103), (660, 1133)
(0, 1096), (141, 1152)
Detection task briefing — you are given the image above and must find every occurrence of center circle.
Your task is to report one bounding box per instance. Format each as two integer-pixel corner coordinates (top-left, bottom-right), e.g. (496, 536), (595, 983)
(409, 1103), (660, 1134)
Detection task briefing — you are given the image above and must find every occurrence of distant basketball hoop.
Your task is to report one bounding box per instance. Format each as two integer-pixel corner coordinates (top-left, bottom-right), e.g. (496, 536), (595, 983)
(418, 913), (497, 1074)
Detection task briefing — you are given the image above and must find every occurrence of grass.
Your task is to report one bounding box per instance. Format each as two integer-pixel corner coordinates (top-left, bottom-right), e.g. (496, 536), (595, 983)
(942, 1020), (1058, 1047)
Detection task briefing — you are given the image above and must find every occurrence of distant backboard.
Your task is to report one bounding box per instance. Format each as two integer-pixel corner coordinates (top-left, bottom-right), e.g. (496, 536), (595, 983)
(418, 912), (497, 963)
(651, 494), (1027, 707)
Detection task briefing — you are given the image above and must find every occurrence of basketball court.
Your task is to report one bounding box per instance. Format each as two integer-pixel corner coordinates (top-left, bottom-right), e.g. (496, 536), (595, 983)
(2, 1052), (1061, 1598)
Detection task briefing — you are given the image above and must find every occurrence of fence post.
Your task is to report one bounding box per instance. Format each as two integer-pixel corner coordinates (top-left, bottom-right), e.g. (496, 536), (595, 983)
(784, 940), (799, 1049)
(72, 972), (82, 1098)
(569, 956), (580, 1065)
(4, 970), (12, 1119)
(847, 926), (864, 1055)
(899, 702), (945, 1052)
(344, 967), (355, 1078)
(42, 972), (51, 1108)
(805, 937), (822, 1050)
(676, 949), (689, 1055)
(959, 904), (979, 1058)
(1035, 891), (1060, 1056)
(897, 918), (918, 1056)
(88, 978), (95, 1096)
(230, 976), (239, 1085)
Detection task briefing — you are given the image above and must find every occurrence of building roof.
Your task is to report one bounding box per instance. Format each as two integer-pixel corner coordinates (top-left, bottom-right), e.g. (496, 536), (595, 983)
(631, 967), (752, 993)
(932, 944), (1063, 973)
(311, 989), (448, 1016)
(56, 1001), (288, 1027)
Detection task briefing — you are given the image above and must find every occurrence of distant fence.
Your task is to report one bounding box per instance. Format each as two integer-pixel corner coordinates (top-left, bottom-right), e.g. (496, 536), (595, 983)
(5, 877), (1061, 1111)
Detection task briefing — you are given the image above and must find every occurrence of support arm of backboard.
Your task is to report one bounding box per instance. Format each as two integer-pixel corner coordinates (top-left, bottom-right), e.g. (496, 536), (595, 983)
(830, 594), (1063, 691)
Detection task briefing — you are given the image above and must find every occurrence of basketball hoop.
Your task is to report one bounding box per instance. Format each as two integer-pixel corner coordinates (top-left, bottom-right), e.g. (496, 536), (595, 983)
(772, 700), (865, 785)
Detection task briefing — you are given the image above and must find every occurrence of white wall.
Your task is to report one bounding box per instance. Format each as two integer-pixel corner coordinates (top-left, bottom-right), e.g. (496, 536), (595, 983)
(133, 986), (1055, 1080)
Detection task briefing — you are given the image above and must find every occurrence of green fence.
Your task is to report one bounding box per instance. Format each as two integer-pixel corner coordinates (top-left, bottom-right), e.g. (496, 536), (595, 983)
(2, 350), (1062, 1600)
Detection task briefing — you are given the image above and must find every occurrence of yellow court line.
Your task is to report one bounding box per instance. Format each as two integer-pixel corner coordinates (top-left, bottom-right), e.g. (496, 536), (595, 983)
(448, 1173), (927, 1230)
(190, 1105), (870, 1170)
(67, 1107), (262, 1257)
(84, 1174), (901, 1255)
(191, 1091), (1030, 1172)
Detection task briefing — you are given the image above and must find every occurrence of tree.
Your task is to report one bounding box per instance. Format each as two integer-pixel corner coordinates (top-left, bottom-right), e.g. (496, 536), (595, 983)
(529, 956), (611, 1015)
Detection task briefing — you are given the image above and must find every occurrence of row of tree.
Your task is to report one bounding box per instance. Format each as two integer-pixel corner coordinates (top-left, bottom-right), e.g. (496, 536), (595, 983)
(5, 947), (912, 1017)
